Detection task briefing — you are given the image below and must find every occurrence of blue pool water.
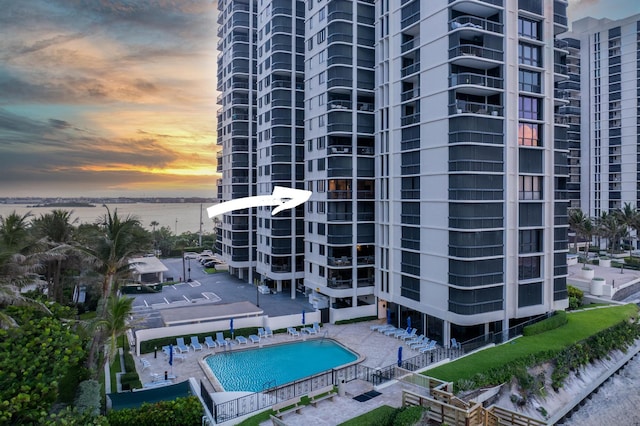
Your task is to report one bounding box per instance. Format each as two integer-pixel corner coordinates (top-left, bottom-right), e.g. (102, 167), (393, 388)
(205, 339), (358, 392)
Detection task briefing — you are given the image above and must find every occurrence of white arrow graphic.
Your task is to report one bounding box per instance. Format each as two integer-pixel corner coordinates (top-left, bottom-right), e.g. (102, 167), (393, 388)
(207, 186), (312, 218)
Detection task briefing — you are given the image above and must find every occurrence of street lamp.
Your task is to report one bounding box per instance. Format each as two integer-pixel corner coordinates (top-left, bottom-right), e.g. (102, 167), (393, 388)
(187, 257), (192, 282)
(182, 251), (186, 283)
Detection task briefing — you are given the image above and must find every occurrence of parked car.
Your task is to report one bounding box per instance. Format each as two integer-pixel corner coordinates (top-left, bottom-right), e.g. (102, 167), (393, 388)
(203, 260), (221, 268)
(184, 252), (199, 259)
(199, 256), (215, 264)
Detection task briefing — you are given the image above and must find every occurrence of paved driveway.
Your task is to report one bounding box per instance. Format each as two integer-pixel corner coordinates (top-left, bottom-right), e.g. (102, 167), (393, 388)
(130, 258), (313, 329)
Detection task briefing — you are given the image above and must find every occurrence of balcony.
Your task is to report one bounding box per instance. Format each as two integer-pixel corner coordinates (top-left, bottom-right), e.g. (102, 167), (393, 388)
(450, 100), (503, 117)
(449, 44), (504, 68)
(401, 87), (420, 102)
(401, 61), (420, 77)
(327, 100), (352, 111)
(449, 72), (502, 96)
(449, 15), (503, 35)
(327, 146), (352, 155)
(401, 36), (420, 54)
(328, 256), (353, 267)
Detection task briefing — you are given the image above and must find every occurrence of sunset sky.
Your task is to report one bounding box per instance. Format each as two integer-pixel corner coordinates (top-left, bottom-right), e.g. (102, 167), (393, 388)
(0, 0), (638, 198)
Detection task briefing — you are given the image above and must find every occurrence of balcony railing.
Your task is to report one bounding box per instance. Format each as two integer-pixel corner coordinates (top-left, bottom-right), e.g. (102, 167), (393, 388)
(449, 45), (504, 62)
(450, 101), (503, 116)
(449, 16), (503, 34)
(449, 73), (503, 89)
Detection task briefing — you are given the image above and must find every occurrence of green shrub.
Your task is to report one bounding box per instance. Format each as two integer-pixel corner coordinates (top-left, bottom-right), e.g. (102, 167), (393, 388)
(123, 349), (136, 373)
(393, 406), (426, 426)
(75, 380), (101, 416)
(335, 316), (377, 325)
(568, 286), (583, 300)
(523, 311), (567, 336)
(107, 396), (203, 426)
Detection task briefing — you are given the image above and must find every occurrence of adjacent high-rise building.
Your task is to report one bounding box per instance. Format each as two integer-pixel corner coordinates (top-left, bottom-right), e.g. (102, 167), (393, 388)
(215, 0), (258, 281)
(563, 14), (640, 217)
(216, 0), (570, 344)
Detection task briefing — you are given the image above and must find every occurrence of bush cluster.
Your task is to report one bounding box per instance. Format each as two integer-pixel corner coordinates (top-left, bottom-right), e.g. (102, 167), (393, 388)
(106, 396), (203, 426)
(551, 320), (640, 390)
(567, 286), (584, 310)
(522, 311), (567, 336)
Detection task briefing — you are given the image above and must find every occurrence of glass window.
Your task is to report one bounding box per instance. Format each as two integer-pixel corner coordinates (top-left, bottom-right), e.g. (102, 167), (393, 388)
(518, 123), (542, 146)
(519, 43), (541, 67)
(519, 69), (541, 93)
(519, 229), (543, 253)
(518, 256), (541, 280)
(519, 175), (542, 200)
(518, 17), (541, 40)
(519, 96), (541, 120)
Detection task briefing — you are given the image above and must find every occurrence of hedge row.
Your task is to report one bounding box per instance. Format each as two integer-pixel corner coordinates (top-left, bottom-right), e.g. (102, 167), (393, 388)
(522, 311), (567, 336)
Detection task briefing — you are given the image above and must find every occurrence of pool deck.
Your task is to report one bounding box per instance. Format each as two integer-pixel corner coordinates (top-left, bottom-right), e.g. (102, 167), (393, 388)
(133, 320), (431, 424)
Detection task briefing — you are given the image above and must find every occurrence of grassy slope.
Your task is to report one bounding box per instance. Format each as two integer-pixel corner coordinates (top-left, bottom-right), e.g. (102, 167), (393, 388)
(425, 304), (638, 382)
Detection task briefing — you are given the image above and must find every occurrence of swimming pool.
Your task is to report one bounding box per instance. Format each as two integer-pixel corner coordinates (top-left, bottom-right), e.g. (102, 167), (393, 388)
(204, 339), (358, 392)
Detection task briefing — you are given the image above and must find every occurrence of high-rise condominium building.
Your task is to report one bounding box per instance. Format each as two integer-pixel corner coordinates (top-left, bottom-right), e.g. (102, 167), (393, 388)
(216, 0), (570, 344)
(375, 0), (569, 344)
(565, 15), (640, 217)
(216, 0), (258, 281)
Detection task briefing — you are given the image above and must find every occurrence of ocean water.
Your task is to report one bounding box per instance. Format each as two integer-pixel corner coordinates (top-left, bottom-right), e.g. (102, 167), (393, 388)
(0, 202), (213, 234)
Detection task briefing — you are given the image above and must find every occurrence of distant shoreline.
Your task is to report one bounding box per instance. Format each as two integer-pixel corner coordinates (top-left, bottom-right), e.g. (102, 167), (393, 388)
(1, 197), (215, 205)
(27, 202), (96, 208)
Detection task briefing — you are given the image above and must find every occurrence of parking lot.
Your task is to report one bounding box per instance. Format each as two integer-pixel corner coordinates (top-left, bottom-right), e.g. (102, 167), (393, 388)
(130, 257), (314, 329)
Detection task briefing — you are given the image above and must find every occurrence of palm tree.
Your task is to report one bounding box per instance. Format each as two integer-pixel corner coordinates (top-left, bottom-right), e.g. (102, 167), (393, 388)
(568, 208), (587, 254)
(31, 210), (78, 303)
(150, 220), (160, 255)
(614, 202), (638, 256)
(599, 212), (626, 255)
(93, 206), (145, 299)
(94, 295), (135, 367)
(0, 212), (51, 327)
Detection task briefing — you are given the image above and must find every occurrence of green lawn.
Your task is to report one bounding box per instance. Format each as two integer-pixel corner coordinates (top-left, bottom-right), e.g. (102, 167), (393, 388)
(338, 405), (397, 426)
(425, 304), (638, 383)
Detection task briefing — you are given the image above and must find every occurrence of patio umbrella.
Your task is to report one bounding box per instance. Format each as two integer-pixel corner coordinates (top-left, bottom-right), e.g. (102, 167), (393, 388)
(169, 344), (173, 375)
(386, 309), (391, 325)
(230, 318), (234, 339)
(407, 316), (411, 331)
(397, 346), (403, 367)
(302, 310), (306, 326)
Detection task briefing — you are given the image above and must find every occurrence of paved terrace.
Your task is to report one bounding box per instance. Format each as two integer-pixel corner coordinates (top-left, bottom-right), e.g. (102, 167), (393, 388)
(133, 321), (438, 425)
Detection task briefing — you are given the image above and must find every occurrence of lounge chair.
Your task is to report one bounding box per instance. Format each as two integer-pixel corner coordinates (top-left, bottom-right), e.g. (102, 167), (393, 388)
(140, 358), (151, 371)
(264, 327), (274, 337)
(216, 332), (228, 347)
(451, 338), (461, 349)
(190, 336), (203, 351)
(258, 328), (267, 338)
(370, 324), (388, 331)
(236, 336), (248, 344)
(384, 327), (401, 336)
(302, 326), (317, 335)
(399, 328), (417, 340)
(175, 338), (189, 353)
(419, 341), (437, 353)
(287, 327), (300, 337)
(393, 327), (412, 338)
(312, 322), (320, 333)
(377, 325), (395, 333)
(248, 334), (260, 343)
(410, 338), (429, 350)
(204, 336), (217, 349)
(406, 335), (425, 346)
